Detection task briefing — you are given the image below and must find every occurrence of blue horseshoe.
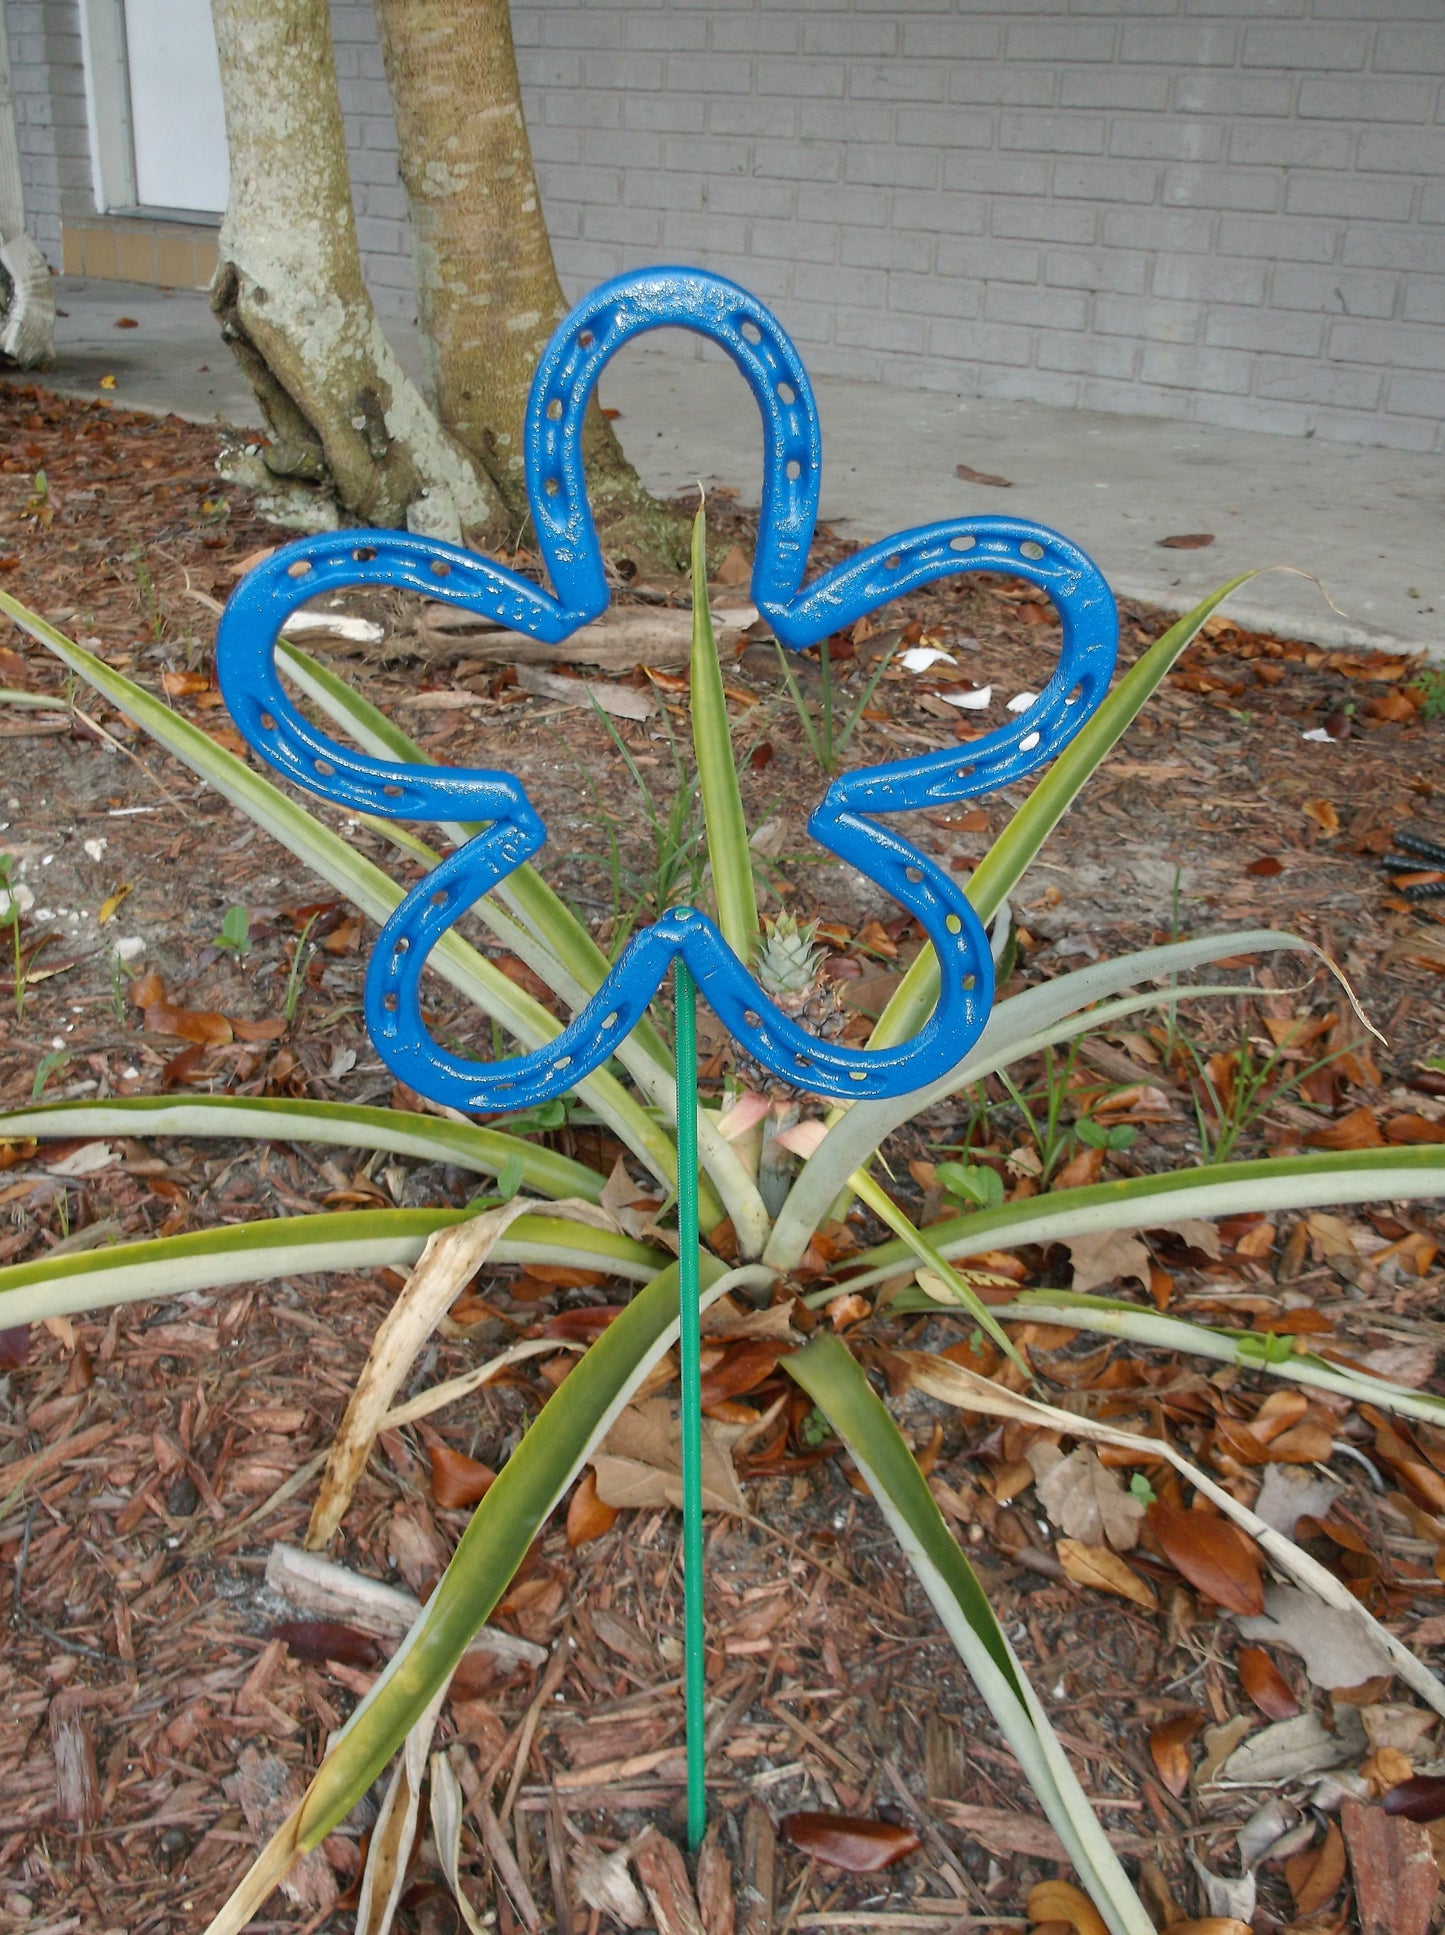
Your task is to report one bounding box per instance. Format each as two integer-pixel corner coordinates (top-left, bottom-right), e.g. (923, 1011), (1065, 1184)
(217, 267), (1117, 1110)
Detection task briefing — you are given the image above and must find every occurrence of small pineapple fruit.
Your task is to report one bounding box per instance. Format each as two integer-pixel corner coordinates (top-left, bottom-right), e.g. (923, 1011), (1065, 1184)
(733, 912), (847, 1101)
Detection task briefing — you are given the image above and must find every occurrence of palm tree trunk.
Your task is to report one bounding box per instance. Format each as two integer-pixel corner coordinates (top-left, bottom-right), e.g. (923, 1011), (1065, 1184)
(372, 0), (682, 556)
(209, 0), (493, 539)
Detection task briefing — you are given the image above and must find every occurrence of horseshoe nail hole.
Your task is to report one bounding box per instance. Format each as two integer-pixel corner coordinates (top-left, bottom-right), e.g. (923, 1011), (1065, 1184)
(314, 758), (334, 777)
(545, 398), (563, 421)
(429, 559), (451, 579)
(945, 914), (963, 934)
(740, 319), (763, 345)
(905, 865), (923, 883)
(578, 329), (595, 348)
(382, 993), (399, 1013)
(956, 765), (975, 780)
(1020, 731), (1041, 752)
(383, 783), (404, 798)
(744, 1009), (761, 1029)
(259, 711), (276, 731)
(552, 1056), (572, 1072)
(601, 1012), (619, 1030)
(393, 937), (409, 954)
(352, 545), (376, 562)
(1019, 540), (1045, 561)
(963, 974), (976, 991)
(794, 1053), (812, 1069)
(785, 459), (802, 481)
(1065, 682), (1084, 707)
(286, 560), (312, 579)
(849, 1069), (868, 1082)
(776, 379), (796, 405)
(430, 890), (449, 908)
(949, 534), (976, 553)
(543, 477), (561, 497)
(884, 553), (902, 571)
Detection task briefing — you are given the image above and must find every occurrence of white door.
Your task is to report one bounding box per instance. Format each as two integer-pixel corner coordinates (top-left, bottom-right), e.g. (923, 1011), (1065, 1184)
(123, 0), (229, 213)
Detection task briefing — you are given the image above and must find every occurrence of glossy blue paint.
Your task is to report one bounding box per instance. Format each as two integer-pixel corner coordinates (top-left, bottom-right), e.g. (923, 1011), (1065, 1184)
(217, 266), (1117, 1110)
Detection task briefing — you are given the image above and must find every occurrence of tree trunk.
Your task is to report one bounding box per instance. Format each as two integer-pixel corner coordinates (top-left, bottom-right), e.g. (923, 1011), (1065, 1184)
(209, 0), (493, 539)
(372, 0), (683, 559)
(0, 17), (55, 367)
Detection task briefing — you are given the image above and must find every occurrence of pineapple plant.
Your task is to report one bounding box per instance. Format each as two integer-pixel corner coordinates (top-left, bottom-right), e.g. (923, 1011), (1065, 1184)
(726, 912), (852, 1214)
(732, 911), (848, 1103)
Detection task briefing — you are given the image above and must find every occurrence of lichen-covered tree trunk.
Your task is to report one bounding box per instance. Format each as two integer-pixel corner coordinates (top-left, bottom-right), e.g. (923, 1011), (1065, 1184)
(209, 0), (493, 538)
(372, 0), (683, 558)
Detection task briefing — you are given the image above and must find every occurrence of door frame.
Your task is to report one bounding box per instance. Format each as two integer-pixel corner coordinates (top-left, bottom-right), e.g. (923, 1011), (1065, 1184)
(78, 0), (138, 214)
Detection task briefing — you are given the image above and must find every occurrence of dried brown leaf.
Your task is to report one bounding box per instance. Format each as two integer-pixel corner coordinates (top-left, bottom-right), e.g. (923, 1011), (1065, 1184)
(1303, 1104), (1385, 1151)
(1026, 1878), (1109, 1933)
(1237, 1645), (1299, 1720)
(1056, 1537), (1158, 1610)
(955, 462), (1013, 489)
(1032, 1444), (1144, 1552)
(1149, 1503), (1264, 1616)
(1149, 1711), (1205, 1798)
(428, 1443), (496, 1509)
(308, 1199), (603, 1546)
(143, 999), (232, 1044)
(566, 1468), (618, 1547)
(591, 1397), (745, 1514)
(780, 1812), (920, 1873)
(1303, 796), (1341, 837)
(1285, 1817), (1346, 1916)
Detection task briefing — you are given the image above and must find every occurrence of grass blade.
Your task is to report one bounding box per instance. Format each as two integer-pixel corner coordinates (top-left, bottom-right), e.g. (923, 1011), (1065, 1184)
(690, 504), (759, 963)
(0, 1206), (664, 1328)
(841, 1147), (1445, 1294)
(848, 1168), (1026, 1373)
(783, 1333), (1155, 1935)
(0, 1096), (605, 1202)
(767, 926), (1317, 1270)
(988, 1293), (1445, 1431)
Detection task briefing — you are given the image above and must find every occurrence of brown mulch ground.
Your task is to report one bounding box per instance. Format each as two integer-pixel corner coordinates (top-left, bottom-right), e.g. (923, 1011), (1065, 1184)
(0, 379), (1444, 1935)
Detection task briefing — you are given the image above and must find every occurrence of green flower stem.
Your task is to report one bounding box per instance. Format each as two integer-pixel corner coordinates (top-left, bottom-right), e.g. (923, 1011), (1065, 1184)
(674, 958), (707, 1849)
(295, 1249), (754, 1847)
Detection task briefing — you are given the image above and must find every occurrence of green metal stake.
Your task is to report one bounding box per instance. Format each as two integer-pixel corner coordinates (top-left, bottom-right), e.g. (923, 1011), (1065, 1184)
(673, 956), (707, 1851)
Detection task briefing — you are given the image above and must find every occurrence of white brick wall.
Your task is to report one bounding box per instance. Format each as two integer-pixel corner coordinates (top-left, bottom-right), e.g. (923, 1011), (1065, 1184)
(10, 0), (1445, 454)
(5, 0), (87, 264)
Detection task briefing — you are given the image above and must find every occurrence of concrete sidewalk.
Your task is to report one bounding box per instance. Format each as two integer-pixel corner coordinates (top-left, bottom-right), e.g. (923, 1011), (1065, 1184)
(14, 277), (1442, 659)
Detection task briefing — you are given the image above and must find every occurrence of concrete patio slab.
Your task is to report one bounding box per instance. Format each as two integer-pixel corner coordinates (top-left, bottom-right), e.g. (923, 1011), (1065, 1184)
(10, 277), (1442, 659)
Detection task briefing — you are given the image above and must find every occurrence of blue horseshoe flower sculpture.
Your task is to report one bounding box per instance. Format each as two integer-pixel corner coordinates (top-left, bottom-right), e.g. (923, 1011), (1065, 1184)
(217, 267), (1118, 1112)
